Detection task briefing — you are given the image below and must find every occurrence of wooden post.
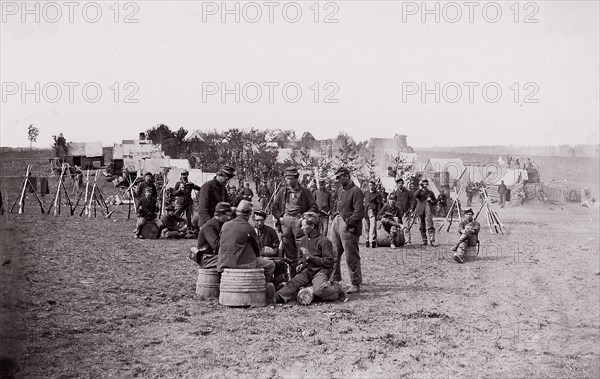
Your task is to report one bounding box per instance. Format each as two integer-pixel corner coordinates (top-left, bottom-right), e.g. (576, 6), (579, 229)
(83, 170), (90, 216)
(16, 165), (32, 214)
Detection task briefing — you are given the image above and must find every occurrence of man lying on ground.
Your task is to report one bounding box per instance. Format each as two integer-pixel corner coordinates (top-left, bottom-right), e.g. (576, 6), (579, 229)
(272, 212), (345, 304)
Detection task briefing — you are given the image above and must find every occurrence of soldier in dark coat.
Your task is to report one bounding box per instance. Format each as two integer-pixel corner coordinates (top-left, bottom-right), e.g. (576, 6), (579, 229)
(394, 178), (414, 245)
(273, 212), (345, 303)
(196, 165), (235, 228)
(363, 179), (383, 248)
(413, 179), (438, 246)
(217, 201), (275, 284)
(173, 170), (201, 229)
(313, 178), (333, 236)
(135, 172), (157, 200)
(271, 166), (318, 279)
(190, 202), (232, 268)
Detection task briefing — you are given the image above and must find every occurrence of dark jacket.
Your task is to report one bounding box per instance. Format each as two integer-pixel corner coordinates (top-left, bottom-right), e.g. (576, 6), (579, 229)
(257, 224), (280, 251)
(197, 217), (225, 253)
(217, 216), (260, 272)
(413, 188), (437, 216)
(363, 190), (383, 220)
(394, 187), (414, 215)
(333, 181), (365, 236)
(298, 231), (334, 276)
(197, 177), (229, 228)
(313, 189), (332, 215)
(173, 180), (201, 206)
(161, 214), (185, 230)
(138, 197), (158, 219)
(271, 185), (318, 218)
(136, 181), (157, 200)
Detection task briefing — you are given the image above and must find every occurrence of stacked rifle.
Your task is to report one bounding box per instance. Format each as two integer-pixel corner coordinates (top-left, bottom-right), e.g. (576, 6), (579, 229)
(475, 186), (505, 234)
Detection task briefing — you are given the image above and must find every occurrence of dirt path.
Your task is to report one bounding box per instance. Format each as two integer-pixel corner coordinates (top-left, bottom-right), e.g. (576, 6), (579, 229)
(1, 203), (598, 378)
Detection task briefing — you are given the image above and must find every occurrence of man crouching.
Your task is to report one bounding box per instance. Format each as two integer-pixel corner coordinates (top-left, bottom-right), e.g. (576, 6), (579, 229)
(273, 212), (345, 304)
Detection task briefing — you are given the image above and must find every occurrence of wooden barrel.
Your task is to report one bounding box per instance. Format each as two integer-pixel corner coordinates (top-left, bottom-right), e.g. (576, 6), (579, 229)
(219, 268), (266, 307)
(196, 269), (221, 299)
(141, 222), (159, 239)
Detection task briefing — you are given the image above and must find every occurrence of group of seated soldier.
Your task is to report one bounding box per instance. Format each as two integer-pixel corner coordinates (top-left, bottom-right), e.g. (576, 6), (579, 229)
(189, 200), (346, 304)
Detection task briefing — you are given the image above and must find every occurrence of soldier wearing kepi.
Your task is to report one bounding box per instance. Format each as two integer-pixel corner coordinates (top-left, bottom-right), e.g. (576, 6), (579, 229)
(393, 178), (414, 245)
(190, 202), (232, 269)
(173, 170), (201, 229)
(452, 208), (480, 264)
(413, 179), (438, 246)
(313, 178), (333, 237)
(273, 212), (345, 304)
(330, 167), (365, 294)
(271, 166), (318, 279)
(196, 165), (235, 228)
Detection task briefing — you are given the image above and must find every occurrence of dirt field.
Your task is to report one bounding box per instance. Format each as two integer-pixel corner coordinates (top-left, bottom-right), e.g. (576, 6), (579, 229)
(1, 196), (599, 377)
(1, 151), (599, 378)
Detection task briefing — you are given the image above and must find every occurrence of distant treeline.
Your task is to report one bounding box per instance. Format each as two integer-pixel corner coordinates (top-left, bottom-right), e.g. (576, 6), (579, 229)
(418, 145), (599, 158)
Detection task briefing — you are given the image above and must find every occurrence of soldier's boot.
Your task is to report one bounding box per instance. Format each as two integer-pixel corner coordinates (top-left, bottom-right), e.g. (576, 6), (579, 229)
(429, 232), (439, 247)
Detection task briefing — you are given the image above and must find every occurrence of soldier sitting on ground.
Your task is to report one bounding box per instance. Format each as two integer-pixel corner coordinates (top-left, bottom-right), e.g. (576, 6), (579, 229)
(452, 208), (481, 264)
(160, 205), (187, 239)
(377, 193), (405, 249)
(272, 212), (345, 304)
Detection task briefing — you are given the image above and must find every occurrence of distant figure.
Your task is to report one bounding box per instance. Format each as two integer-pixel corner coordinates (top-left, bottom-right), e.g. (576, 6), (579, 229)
(257, 181), (271, 212)
(160, 205), (187, 239)
(394, 178), (414, 245)
(465, 182), (475, 207)
(241, 182), (254, 202)
(437, 189), (449, 217)
(498, 180), (508, 208)
(377, 193), (404, 249)
(313, 178), (333, 237)
(135, 187), (162, 239)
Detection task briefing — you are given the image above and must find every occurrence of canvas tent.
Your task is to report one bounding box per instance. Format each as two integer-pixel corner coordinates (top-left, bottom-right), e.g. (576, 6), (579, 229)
(140, 158), (190, 174)
(66, 142), (104, 168)
(424, 158), (466, 181)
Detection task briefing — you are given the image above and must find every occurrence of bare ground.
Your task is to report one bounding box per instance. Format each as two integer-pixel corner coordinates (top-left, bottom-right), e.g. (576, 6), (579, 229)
(1, 199), (599, 378)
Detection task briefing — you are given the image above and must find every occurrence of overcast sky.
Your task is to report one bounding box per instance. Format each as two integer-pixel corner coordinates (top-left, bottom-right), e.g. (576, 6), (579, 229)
(1, 0), (598, 148)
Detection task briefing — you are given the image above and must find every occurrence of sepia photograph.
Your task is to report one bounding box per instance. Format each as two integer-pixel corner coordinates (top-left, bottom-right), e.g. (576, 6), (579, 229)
(1, 1), (599, 377)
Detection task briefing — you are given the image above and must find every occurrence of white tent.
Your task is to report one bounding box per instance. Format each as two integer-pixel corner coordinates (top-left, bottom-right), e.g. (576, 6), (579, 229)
(424, 158), (466, 181)
(67, 142), (103, 156)
(140, 158), (190, 174)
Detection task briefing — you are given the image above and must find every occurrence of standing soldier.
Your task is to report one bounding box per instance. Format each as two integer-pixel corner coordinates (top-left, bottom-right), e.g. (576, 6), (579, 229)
(465, 182), (475, 207)
(413, 179), (438, 246)
(437, 189), (449, 217)
(363, 179), (383, 248)
(196, 165), (235, 228)
(330, 167), (365, 294)
(394, 178), (414, 245)
(497, 180), (508, 208)
(313, 178), (333, 237)
(271, 166), (318, 279)
(257, 180), (271, 211)
(135, 172), (158, 200)
(173, 170), (201, 229)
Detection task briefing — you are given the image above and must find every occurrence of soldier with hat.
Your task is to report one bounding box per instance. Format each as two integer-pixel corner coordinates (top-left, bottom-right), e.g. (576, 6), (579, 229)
(272, 212), (345, 304)
(190, 202), (232, 268)
(363, 179), (383, 248)
(271, 166), (318, 279)
(377, 193), (405, 249)
(330, 167), (365, 294)
(160, 204), (187, 238)
(196, 165), (235, 228)
(253, 209), (288, 286)
(393, 177), (415, 245)
(413, 178), (438, 246)
(313, 178), (333, 236)
(173, 170), (202, 230)
(217, 200), (276, 286)
(452, 208), (480, 263)
(135, 172), (158, 200)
